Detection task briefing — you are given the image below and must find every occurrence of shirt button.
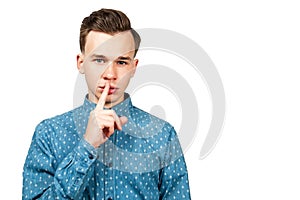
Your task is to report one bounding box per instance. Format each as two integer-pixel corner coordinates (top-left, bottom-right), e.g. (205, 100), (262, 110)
(88, 154), (94, 159)
(108, 163), (113, 168)
(74, 178), (80, 185)
(107, 197), (113, 200)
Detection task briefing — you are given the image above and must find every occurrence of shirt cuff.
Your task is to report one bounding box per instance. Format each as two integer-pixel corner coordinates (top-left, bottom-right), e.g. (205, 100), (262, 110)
(74, 138), (98, 164)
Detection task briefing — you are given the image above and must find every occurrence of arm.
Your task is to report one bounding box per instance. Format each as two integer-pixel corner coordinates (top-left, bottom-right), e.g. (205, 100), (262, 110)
(22, 83), (126, 199)
(159, 128), (191, 199)
(22, 121), (97, 200)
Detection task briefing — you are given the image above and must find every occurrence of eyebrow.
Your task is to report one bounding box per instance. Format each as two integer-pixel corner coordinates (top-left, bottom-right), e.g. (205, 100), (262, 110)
(90, 54), (106, 59)
(90, 54), (132, 61)
(117, 56), (132, 61)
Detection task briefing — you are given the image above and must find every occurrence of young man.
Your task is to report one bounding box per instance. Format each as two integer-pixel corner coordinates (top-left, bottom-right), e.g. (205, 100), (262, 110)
(23, 8), (191, 199)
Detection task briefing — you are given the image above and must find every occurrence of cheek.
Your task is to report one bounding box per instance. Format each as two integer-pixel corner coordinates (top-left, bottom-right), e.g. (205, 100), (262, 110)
(85, 68), (101, 90)
(117, 71), (133, 88)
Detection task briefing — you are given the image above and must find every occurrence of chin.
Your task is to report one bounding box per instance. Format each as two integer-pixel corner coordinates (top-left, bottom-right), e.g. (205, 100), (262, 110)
(110, 94), (124, 104)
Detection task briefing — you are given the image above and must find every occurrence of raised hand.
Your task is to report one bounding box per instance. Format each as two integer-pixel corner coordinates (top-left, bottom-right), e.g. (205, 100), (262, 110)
(83, 83), (128, 148)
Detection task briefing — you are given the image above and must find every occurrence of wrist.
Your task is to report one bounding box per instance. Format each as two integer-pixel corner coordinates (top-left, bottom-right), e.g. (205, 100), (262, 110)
(83, 134), (99, 148)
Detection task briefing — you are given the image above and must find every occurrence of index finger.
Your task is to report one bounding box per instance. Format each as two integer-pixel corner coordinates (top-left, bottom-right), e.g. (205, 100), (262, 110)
(96, 82), (109, 110)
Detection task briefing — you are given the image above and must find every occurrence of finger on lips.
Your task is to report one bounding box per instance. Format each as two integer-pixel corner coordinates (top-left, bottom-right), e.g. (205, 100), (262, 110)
(96, 82), (109, 110)
(95, 82), (124, 136)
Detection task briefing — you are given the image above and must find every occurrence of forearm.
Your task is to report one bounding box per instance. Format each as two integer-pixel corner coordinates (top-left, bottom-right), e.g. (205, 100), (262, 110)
(23, 138), (97, 199)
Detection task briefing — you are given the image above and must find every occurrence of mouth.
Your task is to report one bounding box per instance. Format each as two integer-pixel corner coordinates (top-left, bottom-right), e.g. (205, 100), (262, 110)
(98, 85), (118, 95)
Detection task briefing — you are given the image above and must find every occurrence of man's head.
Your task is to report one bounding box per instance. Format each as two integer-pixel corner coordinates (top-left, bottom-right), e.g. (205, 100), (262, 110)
(77, 8), (141, 108)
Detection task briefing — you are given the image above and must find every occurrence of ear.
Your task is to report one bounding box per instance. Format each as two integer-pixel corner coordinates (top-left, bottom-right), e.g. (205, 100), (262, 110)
(76, 53), (85, 74)
(130, 59), (139, 77)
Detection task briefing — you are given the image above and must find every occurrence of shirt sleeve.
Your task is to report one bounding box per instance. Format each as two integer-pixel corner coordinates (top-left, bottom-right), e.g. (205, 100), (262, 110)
(22, 120), (97, 200)
(159, 127), (192, 199)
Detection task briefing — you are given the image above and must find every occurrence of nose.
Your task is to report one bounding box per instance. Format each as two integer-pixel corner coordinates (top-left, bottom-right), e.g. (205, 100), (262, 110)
(102, 63), (117, 80)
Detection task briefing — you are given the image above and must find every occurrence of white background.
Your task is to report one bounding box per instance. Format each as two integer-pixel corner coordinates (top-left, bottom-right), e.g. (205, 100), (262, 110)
(1, 0), (300, 199)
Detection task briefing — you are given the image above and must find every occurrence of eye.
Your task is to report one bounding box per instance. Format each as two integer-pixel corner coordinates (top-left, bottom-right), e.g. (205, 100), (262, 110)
(94, 58), (105, 64)
(117, 61), (128, 65)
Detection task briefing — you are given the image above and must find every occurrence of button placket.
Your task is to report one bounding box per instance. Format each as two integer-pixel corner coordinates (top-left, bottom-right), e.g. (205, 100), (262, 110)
(104, 137), (115, 199)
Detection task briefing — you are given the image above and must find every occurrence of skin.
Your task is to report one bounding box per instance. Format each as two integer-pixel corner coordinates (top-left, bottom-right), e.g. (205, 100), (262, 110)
(76, 30), (139, 148)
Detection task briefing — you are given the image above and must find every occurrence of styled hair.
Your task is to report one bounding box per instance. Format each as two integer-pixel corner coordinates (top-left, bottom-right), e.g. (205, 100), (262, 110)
(79, 8), (141, 56)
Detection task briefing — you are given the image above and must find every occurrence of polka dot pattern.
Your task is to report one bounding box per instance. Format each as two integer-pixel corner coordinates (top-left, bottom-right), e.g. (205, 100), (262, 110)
(22, 94), (191, 199)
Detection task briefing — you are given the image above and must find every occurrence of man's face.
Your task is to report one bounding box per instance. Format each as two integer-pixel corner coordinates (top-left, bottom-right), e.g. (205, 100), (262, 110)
(77, 30), (138, 108)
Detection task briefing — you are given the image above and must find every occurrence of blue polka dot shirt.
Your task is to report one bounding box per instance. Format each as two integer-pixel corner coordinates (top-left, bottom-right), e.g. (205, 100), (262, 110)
(23, 94), (191, 199)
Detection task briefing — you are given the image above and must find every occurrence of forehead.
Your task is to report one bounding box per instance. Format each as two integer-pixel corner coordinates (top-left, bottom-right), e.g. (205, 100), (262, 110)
(85, 30), (135, 59)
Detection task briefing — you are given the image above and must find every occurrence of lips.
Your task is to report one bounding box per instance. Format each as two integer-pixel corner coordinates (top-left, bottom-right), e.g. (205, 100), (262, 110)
(98, 85), (118, 95)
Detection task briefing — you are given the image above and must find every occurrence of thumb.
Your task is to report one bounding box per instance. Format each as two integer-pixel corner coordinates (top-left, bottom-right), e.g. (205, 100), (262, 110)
(119, 116), (128, 126)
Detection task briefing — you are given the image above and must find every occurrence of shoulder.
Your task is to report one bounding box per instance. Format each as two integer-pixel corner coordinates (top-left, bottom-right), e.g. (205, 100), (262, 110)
(128, 105), (176, 139)
(33, 107), (79, 139)
(132, 105), (173, 127)
(128, 106), (183, 159)
(37, 109), (74, 128)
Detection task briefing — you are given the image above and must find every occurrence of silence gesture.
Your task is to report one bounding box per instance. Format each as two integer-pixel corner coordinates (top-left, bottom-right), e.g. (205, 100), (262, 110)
(84, 83), (128, 148)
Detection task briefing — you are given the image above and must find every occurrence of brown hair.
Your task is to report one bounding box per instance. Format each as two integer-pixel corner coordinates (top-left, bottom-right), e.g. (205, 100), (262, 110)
(79, 8), (141, 56)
